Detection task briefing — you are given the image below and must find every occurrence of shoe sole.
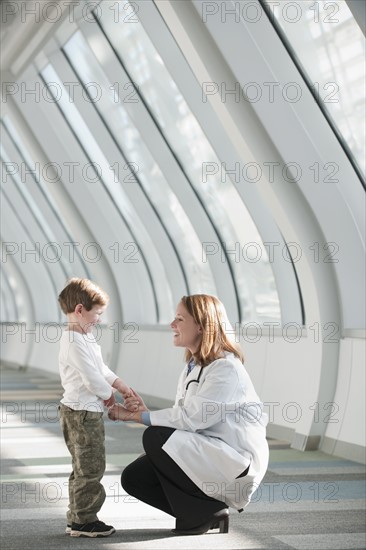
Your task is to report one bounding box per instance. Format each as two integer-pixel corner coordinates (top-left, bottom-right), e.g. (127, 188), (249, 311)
(70, 529), (115, 538)
(172, 511), (229, 535)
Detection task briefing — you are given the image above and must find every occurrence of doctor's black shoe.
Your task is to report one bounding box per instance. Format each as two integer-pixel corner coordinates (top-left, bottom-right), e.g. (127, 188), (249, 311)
(172, 509), (229, 535)
(70, 520), (116, 537)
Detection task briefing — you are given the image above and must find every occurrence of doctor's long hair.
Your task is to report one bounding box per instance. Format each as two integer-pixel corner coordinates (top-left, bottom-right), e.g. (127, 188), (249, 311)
(181, 295), (244, 367)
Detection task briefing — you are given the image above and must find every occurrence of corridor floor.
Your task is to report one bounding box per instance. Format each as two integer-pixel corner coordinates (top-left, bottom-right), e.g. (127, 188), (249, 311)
(1, 364), (365, 550)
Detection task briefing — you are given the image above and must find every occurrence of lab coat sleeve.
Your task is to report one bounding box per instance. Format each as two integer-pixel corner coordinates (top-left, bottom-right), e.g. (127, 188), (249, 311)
(150, 360), (241, 431)
(67, 339), (113, 400)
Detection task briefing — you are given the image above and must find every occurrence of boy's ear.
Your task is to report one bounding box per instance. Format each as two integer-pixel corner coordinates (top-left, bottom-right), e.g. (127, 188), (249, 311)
(75, 304), (83, 315)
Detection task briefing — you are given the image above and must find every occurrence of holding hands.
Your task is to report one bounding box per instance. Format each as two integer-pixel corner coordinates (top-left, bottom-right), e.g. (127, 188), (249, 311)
(113, 378), (133, 400)
(104, 377), (134, 407)
(108, 403), (137, 422)
(108, 388), (148, 424)
(123, 388), (148, 412)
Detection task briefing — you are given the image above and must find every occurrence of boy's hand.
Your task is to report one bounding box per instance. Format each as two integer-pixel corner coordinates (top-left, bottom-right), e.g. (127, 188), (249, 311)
(103, 392), (116, 408)
(124, 388), (148, 412)
(121, 387), (132, 399)
(112, 378), (132, 399)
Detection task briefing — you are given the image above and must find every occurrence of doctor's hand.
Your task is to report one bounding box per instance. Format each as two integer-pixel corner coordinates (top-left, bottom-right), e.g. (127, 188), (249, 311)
(123, 388), (149, 413)
(108, 403), (141, 423)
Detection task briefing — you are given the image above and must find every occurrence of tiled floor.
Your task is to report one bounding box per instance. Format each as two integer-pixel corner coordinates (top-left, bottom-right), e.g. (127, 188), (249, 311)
(1, 364), (365, 550)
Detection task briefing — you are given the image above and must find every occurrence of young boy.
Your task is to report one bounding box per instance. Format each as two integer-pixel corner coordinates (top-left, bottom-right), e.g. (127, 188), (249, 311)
(58, 277), (131, 538)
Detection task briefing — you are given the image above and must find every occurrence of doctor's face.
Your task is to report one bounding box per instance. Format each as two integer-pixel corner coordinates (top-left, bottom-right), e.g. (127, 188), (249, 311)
(170, 302), (202, 353)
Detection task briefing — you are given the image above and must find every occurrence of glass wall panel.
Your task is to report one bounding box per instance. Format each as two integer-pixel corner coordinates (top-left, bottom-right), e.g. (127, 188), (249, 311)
(1, 144), (64, 322)
(0, 259), (19, 321)
(98, 0), (281, 322)
(41, 62), (174, 322)
(2, 116), (90, 281)
(1, 141), (67, 282)
(264, 0), (365, 178)
(63, 30), (216, 296)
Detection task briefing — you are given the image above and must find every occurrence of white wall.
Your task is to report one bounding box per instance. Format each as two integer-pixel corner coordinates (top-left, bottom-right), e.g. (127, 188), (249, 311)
(322, 337), (366, 463)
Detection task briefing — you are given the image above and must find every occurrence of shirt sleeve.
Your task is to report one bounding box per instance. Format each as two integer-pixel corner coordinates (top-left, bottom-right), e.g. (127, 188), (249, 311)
(100, 359), (118, 386)
(141, 412), (151, 426)
(68, 338), (113, 400)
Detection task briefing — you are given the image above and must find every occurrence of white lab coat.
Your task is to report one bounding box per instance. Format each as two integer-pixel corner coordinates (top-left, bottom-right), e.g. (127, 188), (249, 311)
(149, 352), (269, 510)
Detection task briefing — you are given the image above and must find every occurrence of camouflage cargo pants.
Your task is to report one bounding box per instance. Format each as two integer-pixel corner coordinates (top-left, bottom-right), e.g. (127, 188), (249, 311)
(59, 404), (106, 524)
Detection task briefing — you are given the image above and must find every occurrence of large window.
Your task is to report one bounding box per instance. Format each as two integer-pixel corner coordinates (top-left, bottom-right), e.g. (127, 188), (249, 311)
(1, 117), (79, 322)
(1, 116), (88, 283)
(264, 0), (365, 179)
(97, 0), (281, 322)
(63, 30), (216, 297)
(41, 62), (178, 322)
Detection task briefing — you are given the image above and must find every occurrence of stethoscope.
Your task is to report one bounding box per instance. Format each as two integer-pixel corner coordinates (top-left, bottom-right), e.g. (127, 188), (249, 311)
(185, 366), (204, 391)
(177, 366), (204, 406)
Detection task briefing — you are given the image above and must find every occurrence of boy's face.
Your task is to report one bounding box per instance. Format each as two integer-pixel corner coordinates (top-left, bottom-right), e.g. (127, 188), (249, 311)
(75, 303), (106, 333)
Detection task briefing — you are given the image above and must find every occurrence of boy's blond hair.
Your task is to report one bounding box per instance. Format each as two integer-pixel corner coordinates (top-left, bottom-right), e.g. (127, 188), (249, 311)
(58, 278), (109, 314)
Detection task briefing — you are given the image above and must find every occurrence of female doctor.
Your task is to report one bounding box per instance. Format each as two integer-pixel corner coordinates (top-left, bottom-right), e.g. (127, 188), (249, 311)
(108, 294), (269, 535)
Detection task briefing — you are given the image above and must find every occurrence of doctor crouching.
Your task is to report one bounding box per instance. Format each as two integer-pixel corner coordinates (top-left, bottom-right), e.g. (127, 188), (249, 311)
(108, 294), (269, 535)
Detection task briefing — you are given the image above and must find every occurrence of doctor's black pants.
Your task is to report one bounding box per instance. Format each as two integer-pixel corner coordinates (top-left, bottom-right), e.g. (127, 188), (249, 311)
(121, 426), (228, 529)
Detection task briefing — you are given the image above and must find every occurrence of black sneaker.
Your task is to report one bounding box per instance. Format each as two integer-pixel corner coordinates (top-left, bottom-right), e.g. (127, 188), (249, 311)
(70, 520), (115, 538)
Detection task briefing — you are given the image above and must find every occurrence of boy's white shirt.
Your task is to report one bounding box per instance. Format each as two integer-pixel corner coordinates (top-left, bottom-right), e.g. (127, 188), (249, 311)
(59, 330), (117, 412)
